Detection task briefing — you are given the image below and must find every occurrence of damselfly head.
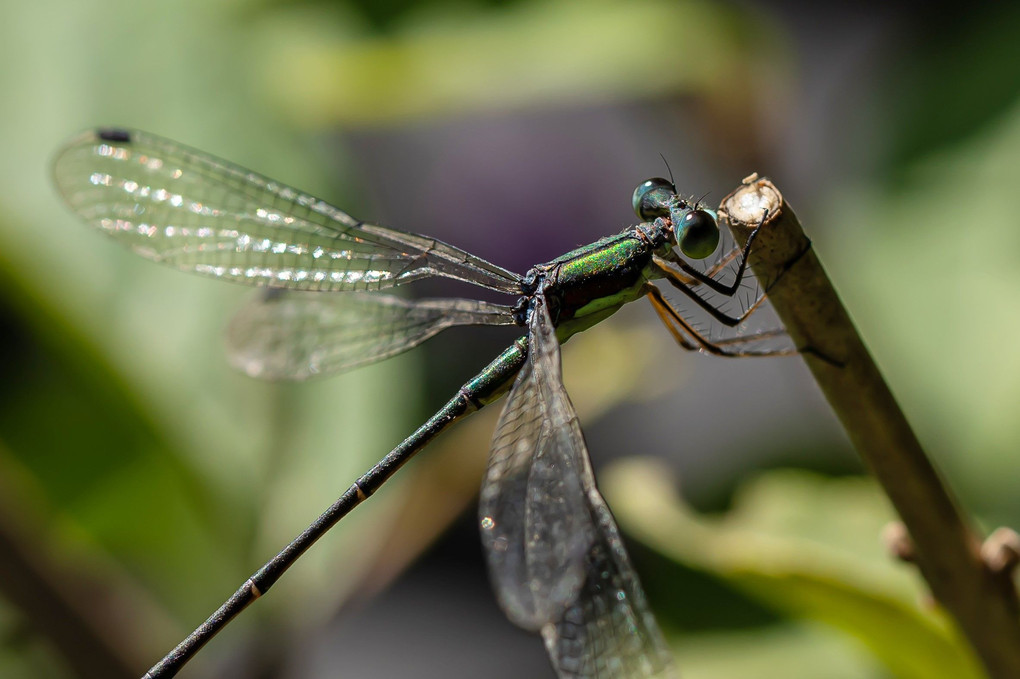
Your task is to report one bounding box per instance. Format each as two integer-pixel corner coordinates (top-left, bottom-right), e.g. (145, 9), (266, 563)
(632, 178), (720, 260)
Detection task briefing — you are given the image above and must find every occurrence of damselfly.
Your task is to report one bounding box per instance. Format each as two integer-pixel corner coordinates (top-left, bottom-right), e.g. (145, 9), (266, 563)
(53, 128), (792, 679)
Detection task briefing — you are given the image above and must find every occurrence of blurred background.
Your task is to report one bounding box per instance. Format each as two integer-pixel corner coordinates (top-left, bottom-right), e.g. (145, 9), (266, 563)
(1, 0), (1019, 677)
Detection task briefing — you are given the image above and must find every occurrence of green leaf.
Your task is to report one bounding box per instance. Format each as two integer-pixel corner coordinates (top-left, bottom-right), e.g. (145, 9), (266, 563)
(606, 460), (983, 679)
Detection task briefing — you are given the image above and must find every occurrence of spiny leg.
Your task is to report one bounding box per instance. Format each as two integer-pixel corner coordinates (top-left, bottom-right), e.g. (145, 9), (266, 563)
(644, 284), (795, 358)
(648, 210), (775, 327)
(650, 258), (770, 328)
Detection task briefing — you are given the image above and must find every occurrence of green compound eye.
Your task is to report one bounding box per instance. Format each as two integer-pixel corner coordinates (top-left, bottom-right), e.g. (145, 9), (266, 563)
(631, 177), (675, 221)
(674, 208), (720, 259)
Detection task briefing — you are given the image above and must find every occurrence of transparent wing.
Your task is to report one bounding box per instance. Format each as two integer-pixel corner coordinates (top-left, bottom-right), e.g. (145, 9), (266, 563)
(479, 295), (675, 678)
(480, 295), (593, 631)
(226, 290), (517, 380)
(52, 129), (522, 294)
(540, 499), (675, 679)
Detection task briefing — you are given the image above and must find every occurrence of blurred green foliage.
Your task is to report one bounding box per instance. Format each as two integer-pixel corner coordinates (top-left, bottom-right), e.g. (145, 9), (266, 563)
(608, 460), (983, 679)
(247, 0), (776, 126)
(881, 4), (1020, 179)
(826, 91), (1020, 528)
(0, 0), (1018, 677)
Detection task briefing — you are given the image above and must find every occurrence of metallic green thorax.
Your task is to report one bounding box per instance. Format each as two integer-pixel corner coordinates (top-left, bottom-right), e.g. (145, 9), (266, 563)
(459, 221), (676, 406)
(535, 224), (673, 342)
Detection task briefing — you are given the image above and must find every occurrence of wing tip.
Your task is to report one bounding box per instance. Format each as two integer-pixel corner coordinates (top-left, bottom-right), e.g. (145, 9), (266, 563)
(96, 127), (133, 143)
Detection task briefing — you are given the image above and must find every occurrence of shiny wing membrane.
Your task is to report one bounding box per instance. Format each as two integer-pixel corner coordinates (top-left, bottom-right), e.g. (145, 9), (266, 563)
(226, 290), (517, 380)
(479, 295), (675, 678)
(53, 129), (522, 294)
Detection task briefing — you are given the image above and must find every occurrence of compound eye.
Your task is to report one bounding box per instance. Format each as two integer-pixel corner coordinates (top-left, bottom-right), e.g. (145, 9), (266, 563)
(675, 208), (720, 259)
(631, 177), (675, 221)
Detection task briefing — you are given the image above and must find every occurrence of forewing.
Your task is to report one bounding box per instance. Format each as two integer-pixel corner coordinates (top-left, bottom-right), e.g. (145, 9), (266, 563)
(53, 129), (522, 293)
(225, 291), (517, 380)
(480, 295), (675, 678)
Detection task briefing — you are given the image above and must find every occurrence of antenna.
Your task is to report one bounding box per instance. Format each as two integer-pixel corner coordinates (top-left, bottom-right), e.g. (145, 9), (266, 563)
(658, 153), (676, 193)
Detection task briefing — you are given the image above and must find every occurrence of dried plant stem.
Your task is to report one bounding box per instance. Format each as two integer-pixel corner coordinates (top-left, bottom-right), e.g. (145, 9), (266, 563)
(719, 174), (1020, 679)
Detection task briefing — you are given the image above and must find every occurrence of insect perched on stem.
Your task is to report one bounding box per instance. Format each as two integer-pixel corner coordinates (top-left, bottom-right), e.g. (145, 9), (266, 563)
(53, 128), (792, 678)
